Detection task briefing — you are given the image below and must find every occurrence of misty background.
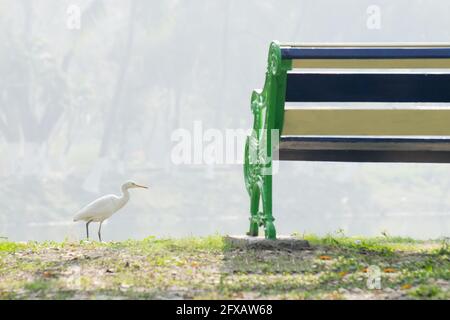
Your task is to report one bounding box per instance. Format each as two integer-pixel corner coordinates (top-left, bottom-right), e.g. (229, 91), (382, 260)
(1, 0), (449, 241)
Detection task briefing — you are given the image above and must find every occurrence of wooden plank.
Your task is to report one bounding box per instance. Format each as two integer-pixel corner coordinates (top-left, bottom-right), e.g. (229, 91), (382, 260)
(280, 43), (450, 48)
(291, 59), (450, 69)
(278, 137), (450, 162)
(279, 137), (450, 151)
(280, 47), (450, 60)
(278, 149), (450, 163)
(285, 73), (450, 102)
(282, 109), (450, 136)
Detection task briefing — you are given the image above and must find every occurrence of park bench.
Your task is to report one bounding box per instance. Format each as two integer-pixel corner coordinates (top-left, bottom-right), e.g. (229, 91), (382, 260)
(244, 41), (450, 239)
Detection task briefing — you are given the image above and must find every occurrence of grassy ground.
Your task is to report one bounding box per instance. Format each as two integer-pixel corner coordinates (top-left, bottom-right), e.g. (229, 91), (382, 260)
(0, 234), (448, 300)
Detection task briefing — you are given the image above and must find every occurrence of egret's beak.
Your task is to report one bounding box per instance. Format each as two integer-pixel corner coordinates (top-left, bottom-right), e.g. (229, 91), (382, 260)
(135, 184), (148, 189)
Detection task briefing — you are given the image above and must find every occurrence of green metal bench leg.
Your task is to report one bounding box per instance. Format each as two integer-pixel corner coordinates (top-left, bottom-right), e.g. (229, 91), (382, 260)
(262, 174), (276, 239)
(247, 186), (260, 237)
(244, 42), (291, 240)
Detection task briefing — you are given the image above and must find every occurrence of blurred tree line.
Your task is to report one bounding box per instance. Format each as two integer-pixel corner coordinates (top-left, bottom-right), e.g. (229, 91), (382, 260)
(0, 0), (449, 239)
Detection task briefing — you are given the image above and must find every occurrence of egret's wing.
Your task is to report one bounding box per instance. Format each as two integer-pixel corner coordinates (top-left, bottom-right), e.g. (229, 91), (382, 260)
(73, 195), (118, 221)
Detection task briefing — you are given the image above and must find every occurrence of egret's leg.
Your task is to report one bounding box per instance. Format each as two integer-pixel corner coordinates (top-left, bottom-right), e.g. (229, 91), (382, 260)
(98, 221), (103, 242)
(86, 220), (93, 240)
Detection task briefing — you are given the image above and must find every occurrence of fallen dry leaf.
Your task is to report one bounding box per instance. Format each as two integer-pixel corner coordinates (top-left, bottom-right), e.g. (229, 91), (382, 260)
(401, 284), (412, 290)
(319, 255), (332, 260)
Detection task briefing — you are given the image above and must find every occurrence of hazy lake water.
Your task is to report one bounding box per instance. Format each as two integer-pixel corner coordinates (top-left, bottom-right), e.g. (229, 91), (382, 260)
(2, 163), (449, 242)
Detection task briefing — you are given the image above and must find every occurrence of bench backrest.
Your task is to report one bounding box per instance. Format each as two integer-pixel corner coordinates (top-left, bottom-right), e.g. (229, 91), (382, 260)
(244, 43), (450, 240)
(246, 42), (450, 168)
(278, 43), (450, 137)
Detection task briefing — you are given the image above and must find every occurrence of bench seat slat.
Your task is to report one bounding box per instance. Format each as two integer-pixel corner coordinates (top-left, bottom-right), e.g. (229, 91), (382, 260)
(278, 137), (450, 163)
(285, 73), (450, 102)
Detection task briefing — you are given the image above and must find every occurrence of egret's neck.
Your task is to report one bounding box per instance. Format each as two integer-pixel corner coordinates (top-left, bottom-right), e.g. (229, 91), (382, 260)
(120, 186), (131, 204)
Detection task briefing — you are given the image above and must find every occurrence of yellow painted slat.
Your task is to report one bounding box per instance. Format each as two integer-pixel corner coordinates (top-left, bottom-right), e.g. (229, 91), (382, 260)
(282, 109), (450, 136)
(291, 59), (450, 69)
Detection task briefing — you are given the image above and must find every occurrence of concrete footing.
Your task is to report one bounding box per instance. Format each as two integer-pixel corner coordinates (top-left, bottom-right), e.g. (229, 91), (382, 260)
(225, 235), (310, 250)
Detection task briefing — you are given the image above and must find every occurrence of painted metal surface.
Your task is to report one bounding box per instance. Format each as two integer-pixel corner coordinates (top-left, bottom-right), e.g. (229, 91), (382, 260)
(243, 42), (291, 240)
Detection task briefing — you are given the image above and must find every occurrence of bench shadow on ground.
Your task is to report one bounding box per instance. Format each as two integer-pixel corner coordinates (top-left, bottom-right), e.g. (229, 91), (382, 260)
(222, 236), (315, 274)
(219, 235), (449, 299)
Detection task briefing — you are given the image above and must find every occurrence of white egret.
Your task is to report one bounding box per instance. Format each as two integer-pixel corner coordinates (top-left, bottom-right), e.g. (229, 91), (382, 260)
(73, 181), (148, 241)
